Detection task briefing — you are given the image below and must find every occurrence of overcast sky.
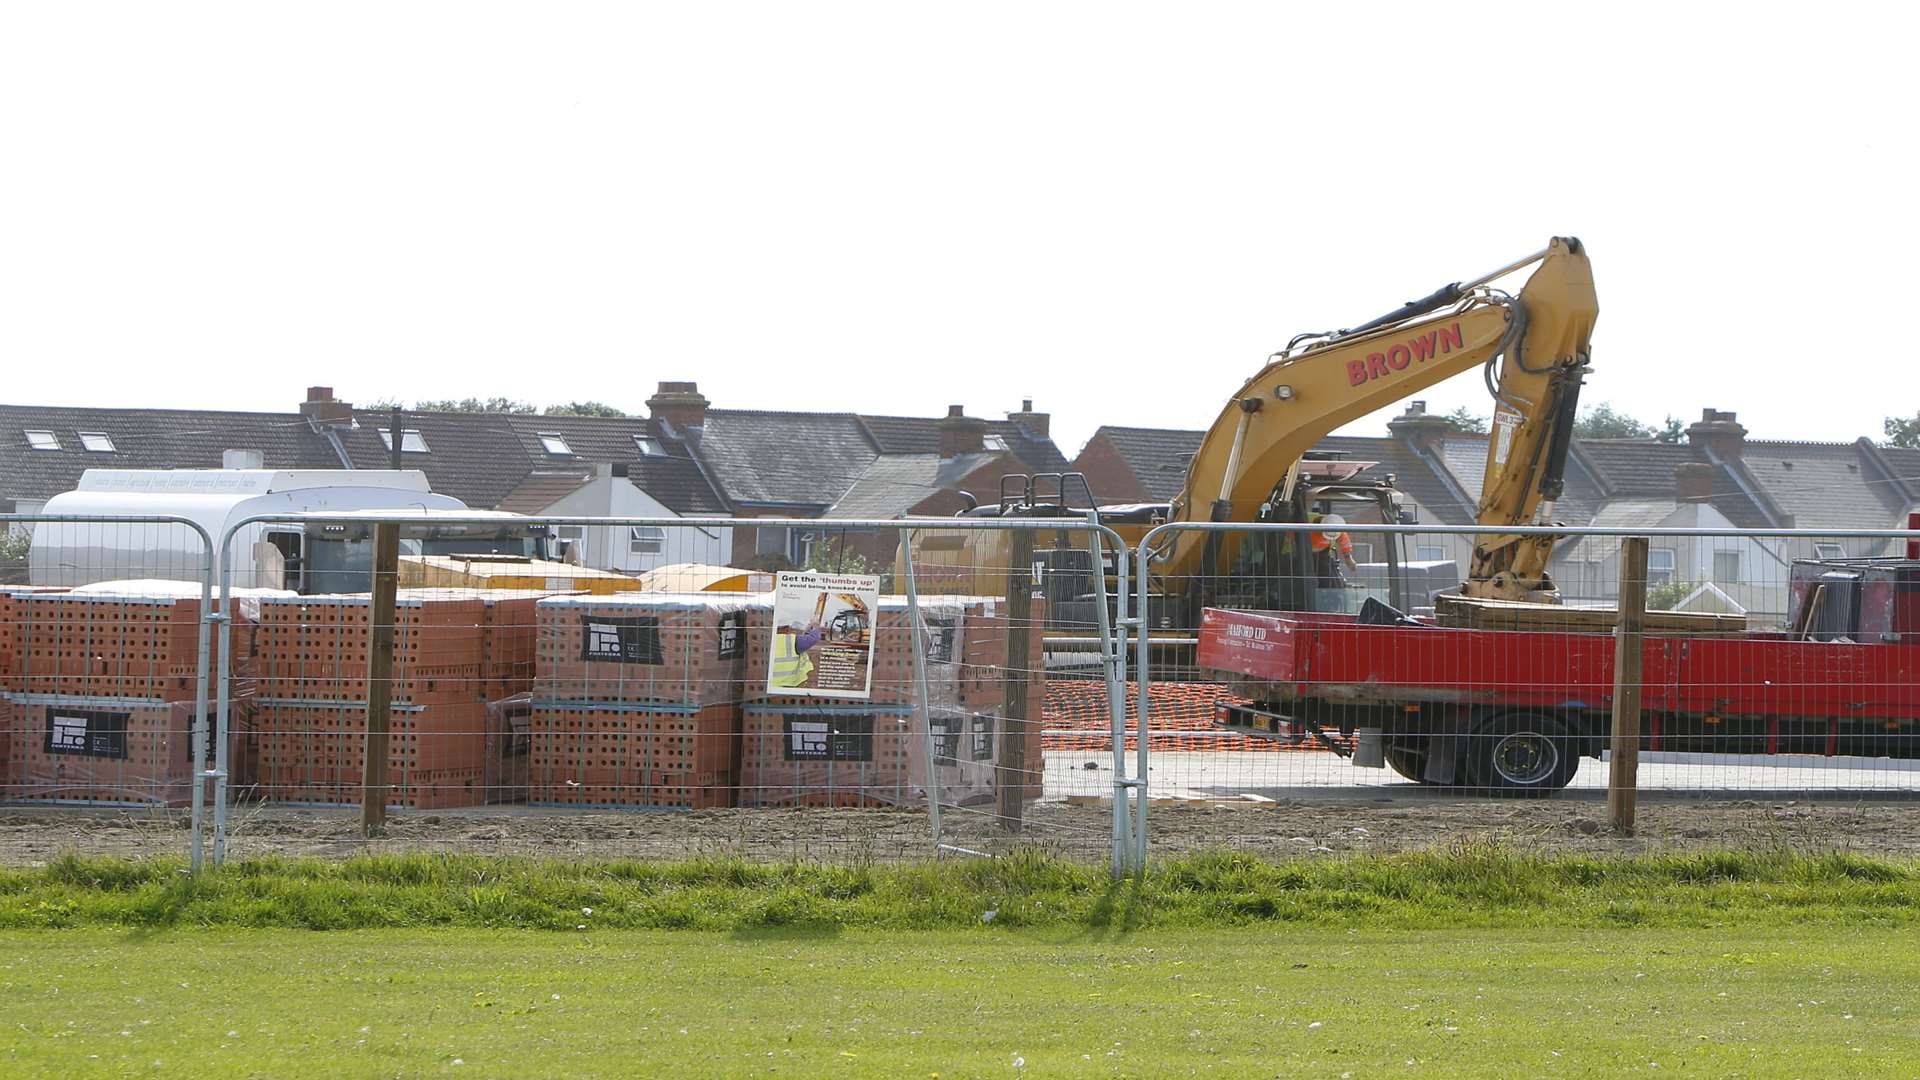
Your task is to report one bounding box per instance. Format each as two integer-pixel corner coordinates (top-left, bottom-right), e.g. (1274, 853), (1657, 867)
(3, 3), (1915, 458)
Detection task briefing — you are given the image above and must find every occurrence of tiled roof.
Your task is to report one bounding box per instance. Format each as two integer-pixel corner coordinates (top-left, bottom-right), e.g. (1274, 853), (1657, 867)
(495, 469), (594, 514)
(696, 409), (877, 507)
(1740, 440), (1911, 531)
(1572, 439), (1776, 528)
(1318, 434), (1480, 525)
(338, 410), (531, 509)
(859, 416), (1071, 474)
(0, 405), (340, 504)
(501, 415), (729, 516)
(823, 452), (1003, 519)
(1093, 426), (1205, 501)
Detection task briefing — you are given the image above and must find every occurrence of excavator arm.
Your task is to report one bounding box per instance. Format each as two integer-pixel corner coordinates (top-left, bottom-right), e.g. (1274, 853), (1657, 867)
(1167, 237), (1598, 601)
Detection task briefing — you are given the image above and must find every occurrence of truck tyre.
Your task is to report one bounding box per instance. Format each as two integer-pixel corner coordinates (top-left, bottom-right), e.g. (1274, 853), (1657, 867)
(1469, 713), (1577, 796)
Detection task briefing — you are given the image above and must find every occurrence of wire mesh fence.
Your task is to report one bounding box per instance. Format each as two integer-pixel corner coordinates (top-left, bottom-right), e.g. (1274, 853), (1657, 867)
(8, 508), (1920, 871)
(1130, 521), (1920, 816)
(180, 513), (1135, 866)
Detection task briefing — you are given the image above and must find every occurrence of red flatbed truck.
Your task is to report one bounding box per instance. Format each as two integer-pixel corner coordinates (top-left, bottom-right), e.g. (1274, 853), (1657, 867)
(1197, 558), (1920, 792)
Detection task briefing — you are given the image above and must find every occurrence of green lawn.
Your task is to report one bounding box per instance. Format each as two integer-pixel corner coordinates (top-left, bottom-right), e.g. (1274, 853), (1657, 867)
(1, 927), (1914, 1078)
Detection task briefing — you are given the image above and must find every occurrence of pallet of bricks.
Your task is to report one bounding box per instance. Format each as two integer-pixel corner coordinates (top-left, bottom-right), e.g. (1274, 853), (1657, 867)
(255, 591), (509, 810)
(737, 594), (1046, 809)
(530, 593), (755, 808)
(393, 588), (567, 804)
(1, 583), (260, 807)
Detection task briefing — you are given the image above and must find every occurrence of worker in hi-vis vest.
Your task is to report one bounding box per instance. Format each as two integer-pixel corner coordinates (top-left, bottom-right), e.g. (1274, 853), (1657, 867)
(1310, 512), (1358, 587)
(770, 614), (827, 689)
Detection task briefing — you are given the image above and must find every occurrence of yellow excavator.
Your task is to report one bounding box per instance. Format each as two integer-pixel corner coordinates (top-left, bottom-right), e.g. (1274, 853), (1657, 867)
(902, 237), (1599, 625)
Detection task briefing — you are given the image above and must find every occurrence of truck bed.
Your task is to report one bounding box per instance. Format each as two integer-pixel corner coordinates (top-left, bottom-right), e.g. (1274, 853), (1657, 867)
(1196, 608), (1920, 722)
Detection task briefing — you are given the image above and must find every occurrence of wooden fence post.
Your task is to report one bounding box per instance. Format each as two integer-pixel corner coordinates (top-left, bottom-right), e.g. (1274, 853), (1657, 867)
(998, 528), (1034, 833)
(362, 522), (399, 837)
(1608, 536), (1648, 833)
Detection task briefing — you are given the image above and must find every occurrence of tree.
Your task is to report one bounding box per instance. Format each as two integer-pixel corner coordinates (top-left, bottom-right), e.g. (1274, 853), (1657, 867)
(544, 401), (628, 417)
(408, 397), (539, 414)
(1655, 416), (1685, 444)
(1441, 406), (1487, 434)
(1572, 402), (1658, 440)
(1885, 414), (1920, 449)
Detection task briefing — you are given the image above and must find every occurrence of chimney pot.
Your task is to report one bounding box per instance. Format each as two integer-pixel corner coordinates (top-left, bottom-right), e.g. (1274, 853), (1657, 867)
(938, 405), (986, 457)
(299, 387), (353, 425)
(1686, 407), (1748, 458)
(1675, 461), (1715, 502)
(1007, 399), (1051, 438)
(647, 380), (710, 436)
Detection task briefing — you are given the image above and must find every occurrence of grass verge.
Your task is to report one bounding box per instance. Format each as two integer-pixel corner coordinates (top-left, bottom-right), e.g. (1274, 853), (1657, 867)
(1, 843), (1915, 931)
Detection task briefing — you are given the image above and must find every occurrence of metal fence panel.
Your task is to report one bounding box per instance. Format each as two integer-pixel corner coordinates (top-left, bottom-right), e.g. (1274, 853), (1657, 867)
(1131, 522), (1920, 866)
(186, 513), (1139, 870)
(0, 515), (216, 868)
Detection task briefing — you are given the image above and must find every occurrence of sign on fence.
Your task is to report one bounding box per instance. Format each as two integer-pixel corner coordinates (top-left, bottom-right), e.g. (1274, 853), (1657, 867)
(766, 571), (880, 699)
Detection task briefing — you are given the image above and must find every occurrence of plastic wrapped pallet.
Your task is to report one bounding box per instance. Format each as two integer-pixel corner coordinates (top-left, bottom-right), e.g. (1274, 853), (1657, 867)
(256, 592), (486, 705)
(737, 703), (916, 807)
(254, 698), (487, 809)
(528, 699), (737, 808)
(7, 694), (238, 806)
(13, 586), (272, 701)
(535, 592), (758, 707)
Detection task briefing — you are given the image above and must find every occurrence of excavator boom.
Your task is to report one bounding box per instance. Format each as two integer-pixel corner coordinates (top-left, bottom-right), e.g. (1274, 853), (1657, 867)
(1168, 237), (1597, 601)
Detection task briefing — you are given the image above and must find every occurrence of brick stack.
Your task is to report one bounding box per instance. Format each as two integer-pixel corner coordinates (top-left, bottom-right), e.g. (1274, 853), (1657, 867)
(4, 586), (255, 806)
(736, 595), (1048, 807)
(528, 593), (755, 807)
(254, 592), (489, 808)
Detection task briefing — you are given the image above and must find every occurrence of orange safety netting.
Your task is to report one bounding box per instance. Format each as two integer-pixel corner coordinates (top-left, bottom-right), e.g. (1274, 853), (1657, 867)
(1040, 680), (1351, 753)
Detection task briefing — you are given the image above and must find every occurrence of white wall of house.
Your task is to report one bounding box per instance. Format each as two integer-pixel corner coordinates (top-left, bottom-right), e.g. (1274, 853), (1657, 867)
(1551, 503), (1791, 623)
(539, 471), (731, 574)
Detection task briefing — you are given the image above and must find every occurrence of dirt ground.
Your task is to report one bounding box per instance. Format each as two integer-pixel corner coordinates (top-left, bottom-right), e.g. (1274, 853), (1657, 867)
(4, 795), (1919, 865)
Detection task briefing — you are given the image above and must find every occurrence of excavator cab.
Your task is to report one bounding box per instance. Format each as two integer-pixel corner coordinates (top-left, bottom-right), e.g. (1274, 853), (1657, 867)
(1206, 454), (1418, 619)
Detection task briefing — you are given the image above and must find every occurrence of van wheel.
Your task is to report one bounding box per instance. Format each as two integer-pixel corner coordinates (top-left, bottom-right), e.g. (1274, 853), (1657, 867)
(1469, 714), (1577, 796)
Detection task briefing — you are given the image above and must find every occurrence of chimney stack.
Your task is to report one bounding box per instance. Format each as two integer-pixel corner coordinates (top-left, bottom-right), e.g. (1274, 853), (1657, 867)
(939, 404), (986, 457)
(1675, 461), (1715, 502)
(1007, 397), (1050, 438)
(1686, 408), (1747, 459)
(1386, 399), (1453, 451)
(299, 386), (353, 425)
(647, 381), (710, 435)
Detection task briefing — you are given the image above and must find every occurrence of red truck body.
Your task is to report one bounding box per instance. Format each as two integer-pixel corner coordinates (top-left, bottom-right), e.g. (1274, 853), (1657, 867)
(1198, 608), (1920, 726)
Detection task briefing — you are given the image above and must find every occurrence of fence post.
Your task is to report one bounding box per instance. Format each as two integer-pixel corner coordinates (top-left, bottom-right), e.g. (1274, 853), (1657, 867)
(1608, 536), (1648, 833)
(998, 527), (1034, 833)
(362, 522), (399, 836)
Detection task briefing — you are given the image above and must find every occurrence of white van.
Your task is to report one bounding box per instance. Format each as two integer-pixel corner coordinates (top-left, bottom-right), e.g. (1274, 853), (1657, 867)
(30, 469), (543, 591)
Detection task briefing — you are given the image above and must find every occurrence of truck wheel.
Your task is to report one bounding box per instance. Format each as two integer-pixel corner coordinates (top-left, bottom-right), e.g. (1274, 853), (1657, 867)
(1385, 741), (1430, 783)
(1469, 714), (1577, 796)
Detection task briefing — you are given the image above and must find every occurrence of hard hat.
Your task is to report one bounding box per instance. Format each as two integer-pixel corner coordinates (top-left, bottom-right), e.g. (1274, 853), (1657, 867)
(1319, 513), (1346, 541)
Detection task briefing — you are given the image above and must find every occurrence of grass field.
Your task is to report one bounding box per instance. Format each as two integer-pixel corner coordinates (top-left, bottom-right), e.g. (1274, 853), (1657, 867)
(4, 927), (1916, 1077)
(2, 847), (1917, 1077)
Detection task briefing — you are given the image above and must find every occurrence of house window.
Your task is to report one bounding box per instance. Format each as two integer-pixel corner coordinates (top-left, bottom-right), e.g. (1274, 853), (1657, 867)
(539, 433), (574, 456)
(628, 526), (665, 556)
(78, 432), (116, 453)
(1646, 548), (1677, 586)
(755, 526), (788, 557)
(24, 430), (59, 451)
(633, 436), (662, 456)
(1413, 545), (1448, 563)
(1812, 542), (1847, 560)
(1712, 550), (1741, 584)
(554, 525), (586, 541)
(378, 428), (430, 453)
(982, 434), (1009, 452)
